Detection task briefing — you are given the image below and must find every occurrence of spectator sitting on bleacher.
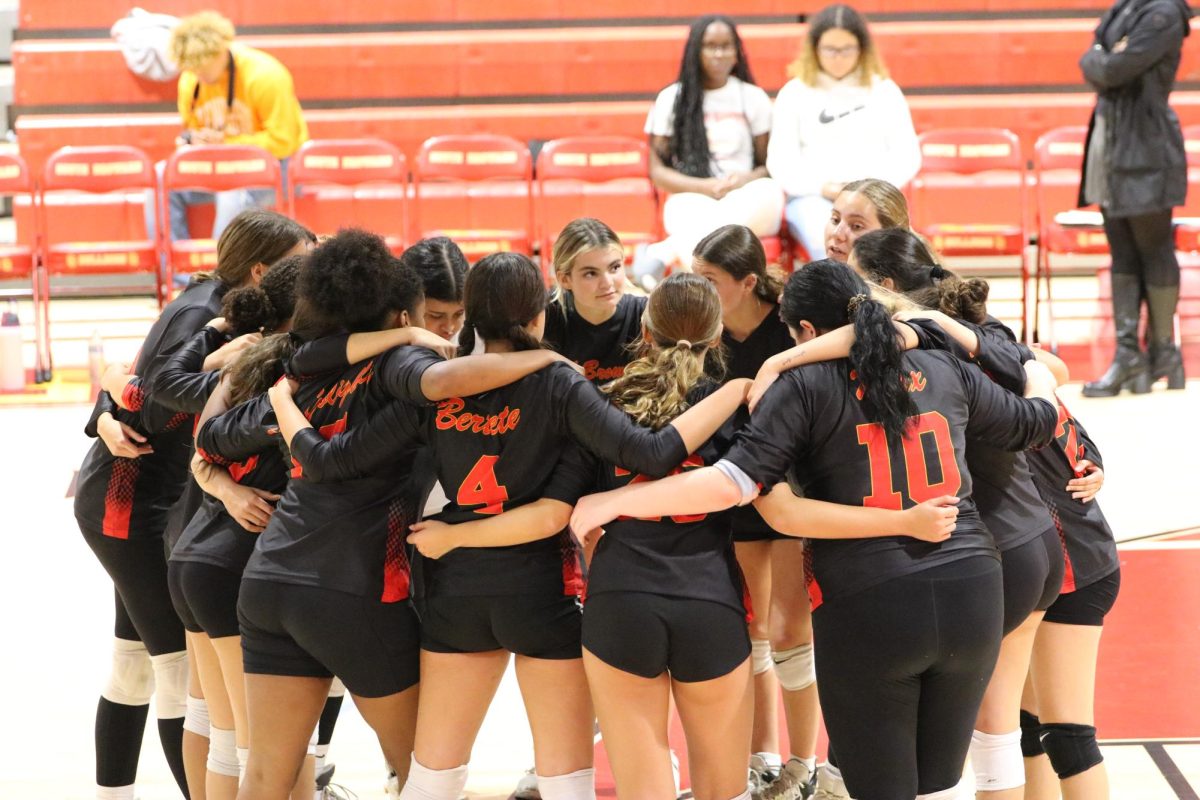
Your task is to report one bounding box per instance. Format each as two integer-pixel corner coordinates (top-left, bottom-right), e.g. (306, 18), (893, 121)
(634, 15), (784, 288)
(767, 4), (920, 261)
(162, 11), (308, 242)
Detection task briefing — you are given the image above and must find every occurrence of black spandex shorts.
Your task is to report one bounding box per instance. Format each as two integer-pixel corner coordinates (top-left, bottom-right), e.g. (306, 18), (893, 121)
(238, 578), (421, 698)
(168, 560), (242, 639)
(583, 591), (750, 683)
(419, 592), (582, 659)
(1043, 568), (1121, 627)
(730, 505), (789, 543)
(1000, 527), (1064, 635)
(81, 525), (185, 656)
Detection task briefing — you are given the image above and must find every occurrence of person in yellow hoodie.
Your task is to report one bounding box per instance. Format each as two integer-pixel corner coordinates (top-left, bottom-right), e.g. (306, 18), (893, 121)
(163, 11), (308, 242)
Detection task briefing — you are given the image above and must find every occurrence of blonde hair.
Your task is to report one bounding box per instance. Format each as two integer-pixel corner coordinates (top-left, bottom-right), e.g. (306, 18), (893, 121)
(840, 178), (910, 230)
(550, 217), (624, 306)
(868, 281), (922, 314)
(602, 273), (724, 430)
(787, 4), (889, 87)
(170, 11), (236, 71)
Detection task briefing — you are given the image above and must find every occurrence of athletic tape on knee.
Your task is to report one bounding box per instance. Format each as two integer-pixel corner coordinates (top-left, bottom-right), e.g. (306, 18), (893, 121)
(398, 756), (469, 800)
(1020, 710), (1045, 757)
(750, 638), (773, 675)
(102, 638), (154, 706)
(1040, 722), (1103, 779)
(206, 727), (240, 778)
(149, 651), (189, 719)
(183, 695), (209, 737)
(970, 729), (1025, 791)
(536, 768), (596, 800)
(772, 643), (815, 691)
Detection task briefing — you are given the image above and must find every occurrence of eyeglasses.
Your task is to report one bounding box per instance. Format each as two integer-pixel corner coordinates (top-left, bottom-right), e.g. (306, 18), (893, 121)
(701, 43), (737, 54)
(818, 44), (861, 58)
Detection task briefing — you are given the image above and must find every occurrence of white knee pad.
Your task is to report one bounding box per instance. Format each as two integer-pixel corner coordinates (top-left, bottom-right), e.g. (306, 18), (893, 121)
(102, 638), (154, 706)
(149, 651), (189, 719)
(206, 727), (240, 778)
(536, 768), (595, 800)
(750, 638), (773, 675)
(328, 676), (347, 698)
(397, 756), (469, 800)
(183, 695), (209, 737)
(772, 643), (815, 691)
(970, 729), (1024, 791)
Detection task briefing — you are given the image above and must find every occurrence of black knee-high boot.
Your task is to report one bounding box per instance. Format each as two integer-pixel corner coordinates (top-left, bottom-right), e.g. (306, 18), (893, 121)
(1145, 283), (1186, 389)
(1083, 273), (1151, 396)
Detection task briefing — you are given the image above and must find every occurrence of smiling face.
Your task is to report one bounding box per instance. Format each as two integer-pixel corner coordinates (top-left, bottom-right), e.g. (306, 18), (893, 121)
(693, 256), (756, 320)
(560, 245), (626, 318)
(815, 27), (862, 80)
(825, 191), (884, 263)
(699, 21), (738, 89)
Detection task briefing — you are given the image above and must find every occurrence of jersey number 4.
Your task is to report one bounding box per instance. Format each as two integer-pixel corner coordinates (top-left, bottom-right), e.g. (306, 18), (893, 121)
(457, 454), (510, 515)
(856, 412), (962, 509)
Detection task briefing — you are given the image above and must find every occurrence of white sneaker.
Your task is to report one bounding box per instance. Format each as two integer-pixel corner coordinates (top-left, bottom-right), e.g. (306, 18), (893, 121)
(384, 768), (401, 800)
(513, 767), (540, 800)
(671, 749), (682, 798)
(761, 758), (816, 800)
(749, 753), (782, 798)
(811, 763), (852, 800)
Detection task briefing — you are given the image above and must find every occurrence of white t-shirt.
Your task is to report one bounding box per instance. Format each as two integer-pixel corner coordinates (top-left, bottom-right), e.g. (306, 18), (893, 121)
(765, 71), (921, 198)
(645, 76), (773, 178)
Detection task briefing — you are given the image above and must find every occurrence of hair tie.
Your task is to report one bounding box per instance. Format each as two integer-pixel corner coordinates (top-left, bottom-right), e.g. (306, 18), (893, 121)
(846, 293), (869, 317)
(287, 330), (304, 345)
(930, 265), (947, 280)
(676, 339), (694, 350)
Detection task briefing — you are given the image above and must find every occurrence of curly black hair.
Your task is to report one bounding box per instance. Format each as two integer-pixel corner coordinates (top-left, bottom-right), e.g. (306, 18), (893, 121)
(402, 237), (468, 304)
(660, 15), (756, 179)
(220, 253), (304, 335)
(781, 259), (917, 445)
(387, 260), (426, 320)
(298, 228), (396, 334)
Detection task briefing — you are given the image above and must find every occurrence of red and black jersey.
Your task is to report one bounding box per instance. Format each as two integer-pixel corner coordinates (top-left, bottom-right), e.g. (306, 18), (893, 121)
(724, 350), (1058, 606)
(1027, 400), (1119, 593)
(286, 360), (692, 599)
(75, 280), (228, 541)
(543, 292), (647, 384)
(199, 344), (440, 602)
(176, 396), (288, 574)
(722, 305), (794, 537)
(586, 382), (745, 614)
(906, 317), (1055, 552)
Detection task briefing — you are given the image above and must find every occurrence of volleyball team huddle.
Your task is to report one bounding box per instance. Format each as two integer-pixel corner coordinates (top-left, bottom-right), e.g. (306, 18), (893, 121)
(76, 181), (1121, 800)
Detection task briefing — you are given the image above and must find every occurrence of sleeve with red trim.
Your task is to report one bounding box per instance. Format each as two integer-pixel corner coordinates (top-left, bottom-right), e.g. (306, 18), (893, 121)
(288, 400), (426, 483)
(954, 354), (1057, 451)
(148, 326), (226, 414)
(195, 394), (278, 465)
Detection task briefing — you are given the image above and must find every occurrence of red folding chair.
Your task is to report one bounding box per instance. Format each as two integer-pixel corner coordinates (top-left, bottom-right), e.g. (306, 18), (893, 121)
(1034, 126), (1109, 349)
(535, 136), (660, 273)
(40, 146), (163, 340)
(910, 128), (1031, 340)
(162, 144), (283, 287)
(288, 139), (408, 253)
(1173, 125), (1200, 253)
(414, 135), (533, 263)
(0, 152), (50, 382)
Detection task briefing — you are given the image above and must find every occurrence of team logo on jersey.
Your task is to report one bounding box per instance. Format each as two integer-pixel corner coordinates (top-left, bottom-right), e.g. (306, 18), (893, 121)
(435, 397), (521, 436)
(306, 362), (374, 416)
(906, 371), (928, 392)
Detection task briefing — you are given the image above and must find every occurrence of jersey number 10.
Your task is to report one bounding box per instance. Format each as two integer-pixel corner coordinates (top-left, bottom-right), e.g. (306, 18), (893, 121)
(856, 411), (962, 509)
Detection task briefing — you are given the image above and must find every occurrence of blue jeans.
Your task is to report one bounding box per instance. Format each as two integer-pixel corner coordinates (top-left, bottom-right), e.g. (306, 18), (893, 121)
(148, 158), (289, 243)
(784, 194), (832, 261)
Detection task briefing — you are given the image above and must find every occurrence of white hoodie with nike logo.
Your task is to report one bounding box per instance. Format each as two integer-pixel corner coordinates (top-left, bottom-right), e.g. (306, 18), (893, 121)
(766, 70), (921, 198)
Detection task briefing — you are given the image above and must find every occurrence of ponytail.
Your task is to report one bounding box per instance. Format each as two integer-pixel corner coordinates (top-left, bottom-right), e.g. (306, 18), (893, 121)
(458, 252), (549, 357)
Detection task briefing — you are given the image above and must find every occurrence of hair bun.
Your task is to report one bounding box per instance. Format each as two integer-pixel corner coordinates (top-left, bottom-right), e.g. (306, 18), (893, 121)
(930, 265), (947, 280)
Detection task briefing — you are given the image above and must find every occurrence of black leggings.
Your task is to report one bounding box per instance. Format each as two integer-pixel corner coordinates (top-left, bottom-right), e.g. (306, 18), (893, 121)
(813, 556), (1004, 800)
(1103, 209), (1179, 287)
(83, 527), (185, 655)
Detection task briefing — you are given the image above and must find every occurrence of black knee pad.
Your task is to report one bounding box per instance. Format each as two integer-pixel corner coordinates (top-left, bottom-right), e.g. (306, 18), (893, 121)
(1040, 722), (1103, 779)
(1020, 710), (1045, 757)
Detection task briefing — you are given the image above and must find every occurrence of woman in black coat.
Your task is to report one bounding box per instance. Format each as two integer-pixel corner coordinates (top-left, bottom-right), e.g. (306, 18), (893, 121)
(1079, 0), (1193, 396)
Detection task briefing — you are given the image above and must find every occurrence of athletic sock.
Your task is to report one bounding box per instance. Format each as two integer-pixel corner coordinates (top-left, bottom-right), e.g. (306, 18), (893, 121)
(790, 755), (817, 774)
(95, 696), (149, 789)
(157, 716), (190, 798)
(96, 786), (136, 800)
(316, 692), (344, 770)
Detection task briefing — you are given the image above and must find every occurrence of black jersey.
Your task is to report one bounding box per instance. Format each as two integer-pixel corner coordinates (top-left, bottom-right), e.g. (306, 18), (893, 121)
(586, 382), (745, 613)
(75, 280), (227, 540)
(176, 396), (288, 573)
(724, 350), (1058, 607)
(907, 317), (1055, 552)
(1027, 400), (1119, 593)
(543, 292), (646, 384)
(722, 305), (794, 537)
(286, 360), (692, 599)
(199, 344), (440, 601)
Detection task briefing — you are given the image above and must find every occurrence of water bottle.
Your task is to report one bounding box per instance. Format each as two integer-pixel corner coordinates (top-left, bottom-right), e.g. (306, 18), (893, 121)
(0, 301), (24, 391)
(88, 330), (105, 400)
